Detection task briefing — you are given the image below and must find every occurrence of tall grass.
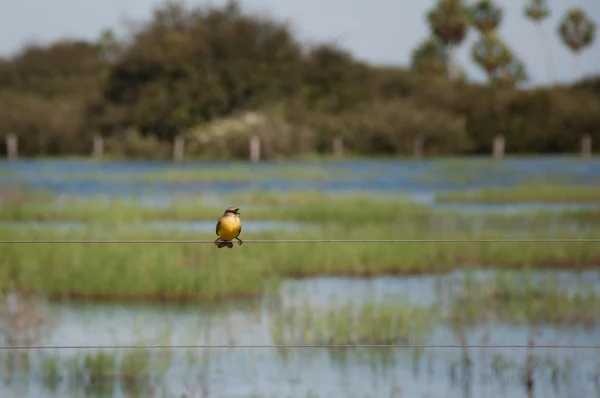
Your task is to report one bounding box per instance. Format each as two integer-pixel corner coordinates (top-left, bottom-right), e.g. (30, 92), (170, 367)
(271, 300), (437, 345)
(1, 221), (599, 301)
(1, 189), (599, 302)
(437, 184), (600, 203)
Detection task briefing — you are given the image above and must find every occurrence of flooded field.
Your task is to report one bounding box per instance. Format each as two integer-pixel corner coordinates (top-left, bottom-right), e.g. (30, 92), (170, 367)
(1, 157), (599, 397)
(2, 271), (600, 398)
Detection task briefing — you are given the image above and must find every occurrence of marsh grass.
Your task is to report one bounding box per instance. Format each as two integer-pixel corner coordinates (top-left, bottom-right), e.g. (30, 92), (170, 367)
(2, 217), (600, 301)
(437, 184), (600, 204)
(8, 163), (363, 184)
(271, 300), (436, 345)
(1, 189), (600, 301)
(0, 190), (429, 224)
(445, 271), (600, 326)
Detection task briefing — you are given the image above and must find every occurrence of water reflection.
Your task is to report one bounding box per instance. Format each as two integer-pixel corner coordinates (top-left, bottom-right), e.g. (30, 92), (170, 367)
(1, 270), (599, 397)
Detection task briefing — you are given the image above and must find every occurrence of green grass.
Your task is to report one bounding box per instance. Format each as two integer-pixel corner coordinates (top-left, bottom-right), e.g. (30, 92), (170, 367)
(5, 164), (363, 183)
(0, 190), (430, 223)
(445, 271), (600, 327)
(1, 218), (599, 302)
(1, 189), (599, 302)
(437, 184), (600, 203)
(271, 300), (437, 345)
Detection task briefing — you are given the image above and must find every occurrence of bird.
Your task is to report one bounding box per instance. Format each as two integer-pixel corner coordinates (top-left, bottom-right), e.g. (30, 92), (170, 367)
(214, 207), (243, 249)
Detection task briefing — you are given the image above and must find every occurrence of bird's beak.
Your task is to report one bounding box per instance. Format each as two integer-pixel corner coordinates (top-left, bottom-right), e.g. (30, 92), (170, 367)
(234, 208), (240, 214)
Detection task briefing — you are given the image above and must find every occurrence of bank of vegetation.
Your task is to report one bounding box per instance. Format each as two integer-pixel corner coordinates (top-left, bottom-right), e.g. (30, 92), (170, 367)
(0, 0), (598, 159)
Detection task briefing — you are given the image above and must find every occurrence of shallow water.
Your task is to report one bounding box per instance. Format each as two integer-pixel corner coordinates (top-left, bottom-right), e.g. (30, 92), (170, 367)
(1, 158), (599, 204)
(2, 271), (599, 398)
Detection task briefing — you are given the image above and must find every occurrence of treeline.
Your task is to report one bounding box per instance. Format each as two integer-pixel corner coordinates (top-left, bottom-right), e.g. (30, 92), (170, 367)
(0, 0), (598, 159)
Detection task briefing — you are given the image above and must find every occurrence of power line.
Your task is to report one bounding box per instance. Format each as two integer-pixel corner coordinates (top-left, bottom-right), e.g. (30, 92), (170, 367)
(0, 238), (599, 244)
(0, 344), (598, 351)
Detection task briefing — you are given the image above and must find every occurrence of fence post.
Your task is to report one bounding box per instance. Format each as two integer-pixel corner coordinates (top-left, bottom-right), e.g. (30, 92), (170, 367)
(6, 134), (17, 159)
(492, 135), (505, 159)
(250, 136), (260, 163)
(332, 136), (343, 157)
(581, 134), (591, 158)
(93, 135), (104, 159)
(173, 135), (184, 161)
(413, 135), (424, 159)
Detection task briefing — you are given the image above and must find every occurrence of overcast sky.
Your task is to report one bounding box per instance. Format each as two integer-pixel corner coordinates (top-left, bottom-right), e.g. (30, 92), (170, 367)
(1, 0), (598, 87)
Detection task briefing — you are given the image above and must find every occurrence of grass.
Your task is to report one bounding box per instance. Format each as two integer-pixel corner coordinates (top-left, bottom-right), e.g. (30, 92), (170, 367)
(1, 217), (599, 302)
(0, 190), (434, 224)
(445, 271), (600, 327)
(1, 187), (599, 302)
(1, 163), (364, 183)
(270, 300), (437, 345)
(437, 184), (600, 203)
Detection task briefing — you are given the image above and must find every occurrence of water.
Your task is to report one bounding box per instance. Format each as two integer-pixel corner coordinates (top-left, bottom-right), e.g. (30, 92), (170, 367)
(2, 158), (599, 397)
(2, 271), (599, 398)
(1, 158), (599, 206)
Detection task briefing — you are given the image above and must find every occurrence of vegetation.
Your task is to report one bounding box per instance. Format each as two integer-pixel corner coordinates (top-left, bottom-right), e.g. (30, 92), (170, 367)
(271, 301), (437, 345)
(0, 0), (598, 158)
(445, 270), (600, 326)
(1, 187), (599, 302)
(436, 184), (600, 203)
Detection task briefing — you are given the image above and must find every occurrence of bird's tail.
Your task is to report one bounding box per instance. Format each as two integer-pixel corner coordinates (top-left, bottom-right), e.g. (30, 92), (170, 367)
(217, 240), (234, 249)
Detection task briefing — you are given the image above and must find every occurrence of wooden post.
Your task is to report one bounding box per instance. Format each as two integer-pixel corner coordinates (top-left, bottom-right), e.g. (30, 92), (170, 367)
(250, 136), (260, 163)
(93, 135), (104, 159)
(332, 136), (343, 157)
(173, 135), (184, 161)
(492, 135), (505, 159)
(581, 134), (592, 158)
(6, 134), (17, 159)
(413, 135), (424, 159)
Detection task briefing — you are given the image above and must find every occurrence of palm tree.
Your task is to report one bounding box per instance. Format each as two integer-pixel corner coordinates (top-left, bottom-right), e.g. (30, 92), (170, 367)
(410, 37), (447, 78)
(471, 32), (527, 87)
(524, 0), (554, 84)
(557, 7), (597, 79)
(426, 0), (470, 81)
(470, 0), (503, 34)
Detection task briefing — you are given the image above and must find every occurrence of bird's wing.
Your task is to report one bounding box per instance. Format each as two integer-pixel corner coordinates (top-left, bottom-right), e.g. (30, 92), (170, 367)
(216, 217), (223, 236)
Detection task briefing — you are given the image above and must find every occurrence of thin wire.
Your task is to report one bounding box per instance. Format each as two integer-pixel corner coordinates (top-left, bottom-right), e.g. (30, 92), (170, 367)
(0, 238), (599, 244)
(0, 344), (598, 351)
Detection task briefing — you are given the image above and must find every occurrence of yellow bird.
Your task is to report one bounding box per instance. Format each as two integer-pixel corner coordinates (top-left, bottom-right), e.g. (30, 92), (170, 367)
(214, 207), (243, 249)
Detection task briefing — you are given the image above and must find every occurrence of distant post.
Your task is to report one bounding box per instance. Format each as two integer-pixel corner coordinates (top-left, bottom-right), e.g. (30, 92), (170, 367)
(581, 134), (592, 158)
(413, 135), (424, 159)
(173, 135), (184, 161)
(93, 134), (104, 159)
(6, 134), (17, 159)
(492, 135), (505, 159)
(250, 136), (260, 163)
(332, 136), (343, 157)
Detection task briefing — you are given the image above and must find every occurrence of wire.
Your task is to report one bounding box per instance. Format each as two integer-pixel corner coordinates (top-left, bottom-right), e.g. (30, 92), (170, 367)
(0, 344), (598, 351)
(0, 238), (599, 244)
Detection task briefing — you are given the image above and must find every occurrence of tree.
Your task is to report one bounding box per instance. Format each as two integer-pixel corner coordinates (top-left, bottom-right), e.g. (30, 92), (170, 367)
(410, 37), (447, 78)
(100, 0), (305, 140)
(471, 32), (527, 87)
(469, 0), (503, 33)
(524, 0), (554, 84)
(557, 7), (596, 79)
(426, 0), (470, 81)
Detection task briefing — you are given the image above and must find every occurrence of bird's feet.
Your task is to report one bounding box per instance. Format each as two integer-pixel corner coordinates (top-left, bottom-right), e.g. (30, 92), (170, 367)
(214, 238), (233, 249)
(235, 237), (243, 246)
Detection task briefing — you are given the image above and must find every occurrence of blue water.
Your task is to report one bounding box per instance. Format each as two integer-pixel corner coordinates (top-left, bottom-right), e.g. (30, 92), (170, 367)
(1, 157), (599, 202)
(1, 271), (599, 398)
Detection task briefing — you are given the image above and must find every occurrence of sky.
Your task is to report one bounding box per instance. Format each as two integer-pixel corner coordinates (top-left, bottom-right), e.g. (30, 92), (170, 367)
(0, 0), (598, 87)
